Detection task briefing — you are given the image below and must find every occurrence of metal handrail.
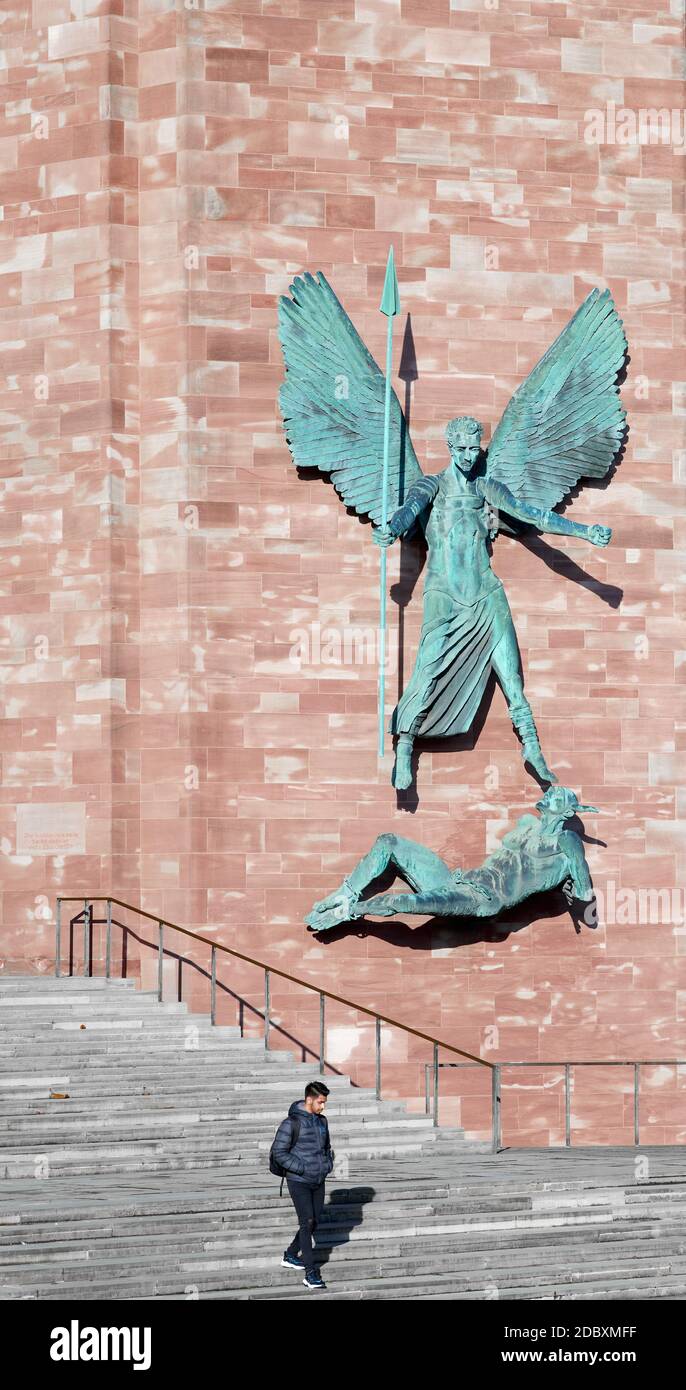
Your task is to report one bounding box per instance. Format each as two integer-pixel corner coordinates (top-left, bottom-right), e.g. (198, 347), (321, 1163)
(425, 1059), (686, 1148)
(55, 896), (499, 1148)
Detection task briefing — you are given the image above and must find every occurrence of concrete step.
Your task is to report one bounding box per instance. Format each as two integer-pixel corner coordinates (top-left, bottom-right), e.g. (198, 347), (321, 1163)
(0, 1030), (239, 1045)
(0, 1040), (300, 1055)
(5, 1204), (683, 1268)
(0, 1073), (373, 1095)
(0, 1111), (438, 1141)
(6, 1240), (683, 1294)
(0, 1116), (439, 1145)
(5, 1198), (646, 1246)
(0, 1096), (412, 1118)
(0, 996), (188, 1010)
(0, 979), (139, 991)
(0, 1188), (628, 1229)
(0, 1055), (353, 1072)
(226, 1270), (686, 1302)
(0, 1133), (442, 1169)
(4, 1166), (683, 1216)
(7, 1247), (686, 1301)
(0, 1053), (320, 1072)
(3, 1214), (681, 1269)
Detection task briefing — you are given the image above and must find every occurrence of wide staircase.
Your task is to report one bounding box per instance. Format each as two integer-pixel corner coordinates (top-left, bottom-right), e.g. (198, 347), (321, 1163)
(1, 974), (686, 1301)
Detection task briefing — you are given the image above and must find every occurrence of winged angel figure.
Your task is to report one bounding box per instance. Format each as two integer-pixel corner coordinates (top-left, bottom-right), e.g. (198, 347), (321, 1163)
(278, 275), (626, 791)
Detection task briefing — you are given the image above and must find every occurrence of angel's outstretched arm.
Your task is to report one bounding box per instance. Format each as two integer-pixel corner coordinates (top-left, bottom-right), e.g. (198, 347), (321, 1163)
(374, 475), (440, 546)
(481, 477), (611, 548)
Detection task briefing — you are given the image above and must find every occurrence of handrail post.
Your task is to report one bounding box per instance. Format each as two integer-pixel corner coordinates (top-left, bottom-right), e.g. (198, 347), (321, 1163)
(634, 1062), (640, 1145)
(265, 969), (270, 1050)
(210, 946), (216, 1025)
(55, 898), (61, 978)
(177, 957), (183, 1004)
(319, 993), (325, 1074)
(433, 1042), (439, 1127)
(491, 1064), (501, 1152)
(83, 898), (90, 978)
(565, 1063), (571, 1147)
(425, 1063), (430, 1116)
(157, 922), (164, 1002)
(375, 1016), (381, 1100)
(105, 899), (112, 980)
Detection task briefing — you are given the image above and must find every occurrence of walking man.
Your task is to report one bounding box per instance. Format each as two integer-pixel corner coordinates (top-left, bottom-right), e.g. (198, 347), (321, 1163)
(272, 1081), (334, 1290)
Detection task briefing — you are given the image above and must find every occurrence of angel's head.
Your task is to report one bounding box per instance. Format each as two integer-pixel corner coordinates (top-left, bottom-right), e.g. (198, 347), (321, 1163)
(445, 416), (482, 473)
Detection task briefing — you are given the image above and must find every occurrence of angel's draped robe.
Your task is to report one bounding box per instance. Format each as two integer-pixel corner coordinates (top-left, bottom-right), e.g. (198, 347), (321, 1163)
(389, 472), (516, 741)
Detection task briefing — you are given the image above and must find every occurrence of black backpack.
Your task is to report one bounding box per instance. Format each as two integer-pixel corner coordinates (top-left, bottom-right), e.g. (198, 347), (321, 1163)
(269, 1114), (301, 1179)
(269, 1114), (334, 1196)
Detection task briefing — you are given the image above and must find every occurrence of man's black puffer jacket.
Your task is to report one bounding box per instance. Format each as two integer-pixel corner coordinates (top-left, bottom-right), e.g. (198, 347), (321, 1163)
(272, 1099), (334, 1188)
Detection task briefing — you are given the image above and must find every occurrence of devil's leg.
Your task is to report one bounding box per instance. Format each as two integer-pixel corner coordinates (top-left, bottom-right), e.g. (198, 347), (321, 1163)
(359, 885), (491, 919)
(306, 834), (454, 931)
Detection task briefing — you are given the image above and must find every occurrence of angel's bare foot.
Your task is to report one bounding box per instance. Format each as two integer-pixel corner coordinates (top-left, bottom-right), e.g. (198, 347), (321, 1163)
(392, 738), (413, 791)
(522, 740), (557, 784)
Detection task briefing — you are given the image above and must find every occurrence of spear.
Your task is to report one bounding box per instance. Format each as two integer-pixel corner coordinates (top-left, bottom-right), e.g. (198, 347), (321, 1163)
(377, 245), (401, 758)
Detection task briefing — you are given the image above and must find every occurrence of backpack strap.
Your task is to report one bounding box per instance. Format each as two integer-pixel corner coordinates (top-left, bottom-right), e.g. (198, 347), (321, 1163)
(280, 1114), (301, 1196)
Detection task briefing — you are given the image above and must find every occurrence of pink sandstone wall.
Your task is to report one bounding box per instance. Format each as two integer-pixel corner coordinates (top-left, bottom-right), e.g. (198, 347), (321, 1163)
(1, 0), (685, 1144)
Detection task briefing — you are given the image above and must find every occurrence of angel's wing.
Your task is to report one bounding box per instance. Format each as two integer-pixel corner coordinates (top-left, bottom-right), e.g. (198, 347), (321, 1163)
(485, 288), (627, 511)
(278, 271), (423, 526)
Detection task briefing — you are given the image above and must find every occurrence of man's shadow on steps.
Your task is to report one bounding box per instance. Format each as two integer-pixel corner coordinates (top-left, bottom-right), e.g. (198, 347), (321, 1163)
(313, 1186), (376, 1268)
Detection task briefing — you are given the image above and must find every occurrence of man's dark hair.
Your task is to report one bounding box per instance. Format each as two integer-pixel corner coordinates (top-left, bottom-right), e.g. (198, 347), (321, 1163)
(305, 1081), (330, 1099)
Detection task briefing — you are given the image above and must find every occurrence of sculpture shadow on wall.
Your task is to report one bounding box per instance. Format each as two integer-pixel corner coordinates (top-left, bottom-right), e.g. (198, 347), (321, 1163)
(509, 404), (629, 611)
(515, 529), (624, 610)
(394, 312), (424, 707)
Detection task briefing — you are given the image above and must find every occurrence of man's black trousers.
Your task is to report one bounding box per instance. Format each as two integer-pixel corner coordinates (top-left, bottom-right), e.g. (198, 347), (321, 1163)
(284, 1177), (326, 1273)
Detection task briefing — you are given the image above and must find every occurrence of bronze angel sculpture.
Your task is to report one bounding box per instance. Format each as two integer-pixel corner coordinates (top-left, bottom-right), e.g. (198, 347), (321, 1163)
(278, 274), (626, 790)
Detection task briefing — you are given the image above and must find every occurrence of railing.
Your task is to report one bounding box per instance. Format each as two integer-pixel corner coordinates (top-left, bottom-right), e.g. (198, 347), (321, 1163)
(424, 1059), (686, 1148)
(55, 897), (500, 1149)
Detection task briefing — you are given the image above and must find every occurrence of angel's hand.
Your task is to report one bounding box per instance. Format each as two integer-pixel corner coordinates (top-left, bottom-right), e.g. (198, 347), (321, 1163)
(587, 523), (612, 547)
(373, 528), (395, 548)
